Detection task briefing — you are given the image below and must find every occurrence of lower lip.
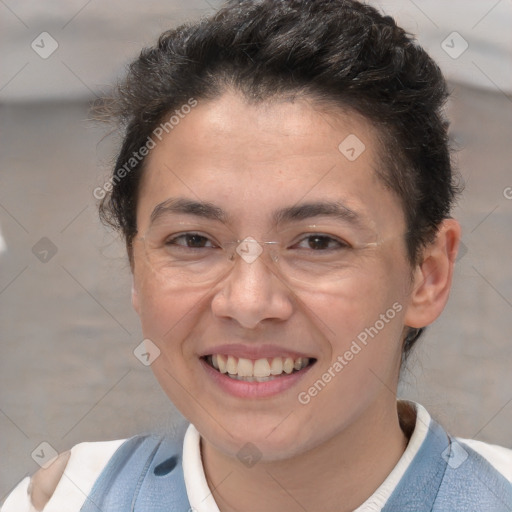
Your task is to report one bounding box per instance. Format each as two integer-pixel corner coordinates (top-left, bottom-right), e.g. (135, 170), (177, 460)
(200, 358), (315, 399)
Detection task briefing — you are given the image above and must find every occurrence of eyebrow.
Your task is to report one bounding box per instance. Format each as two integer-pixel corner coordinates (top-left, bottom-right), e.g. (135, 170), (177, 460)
(150, 198), (229, 224)
(149, 197), (365, 229)
(272, 201), (363, 227)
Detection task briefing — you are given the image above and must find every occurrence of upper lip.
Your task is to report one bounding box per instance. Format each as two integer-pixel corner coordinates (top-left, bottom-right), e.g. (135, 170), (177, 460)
(198, 343), (315, 360)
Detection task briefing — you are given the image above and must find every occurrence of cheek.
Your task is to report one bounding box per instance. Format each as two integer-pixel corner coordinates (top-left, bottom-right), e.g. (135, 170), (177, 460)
(300, 254), (409, 397)
(138, 286), (200, 340)
(293, 274), (406, 427)
(306, 268), (405, 344)
(132, 271), (207, 416)
(132, 255), (204, 348)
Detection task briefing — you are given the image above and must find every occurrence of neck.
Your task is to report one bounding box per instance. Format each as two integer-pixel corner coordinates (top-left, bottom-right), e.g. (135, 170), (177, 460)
(201, 398), (410, 512)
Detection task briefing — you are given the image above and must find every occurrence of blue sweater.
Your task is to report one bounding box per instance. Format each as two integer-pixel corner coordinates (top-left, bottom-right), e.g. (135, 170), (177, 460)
(80, 417), (512, 512)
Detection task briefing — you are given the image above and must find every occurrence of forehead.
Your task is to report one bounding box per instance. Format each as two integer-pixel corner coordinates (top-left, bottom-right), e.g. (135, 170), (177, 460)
(146, 92), (375, 169)
(137, 91), (404, 234)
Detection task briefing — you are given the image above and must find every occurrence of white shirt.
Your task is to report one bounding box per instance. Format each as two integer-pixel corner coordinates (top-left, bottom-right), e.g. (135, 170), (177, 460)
(2, 402), (511, 512)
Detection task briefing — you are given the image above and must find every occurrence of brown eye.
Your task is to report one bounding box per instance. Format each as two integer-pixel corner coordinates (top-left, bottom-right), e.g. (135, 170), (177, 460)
(296, 235), (347, 251)
(308, 235), (330, 250)
(167, 233), (214, 248)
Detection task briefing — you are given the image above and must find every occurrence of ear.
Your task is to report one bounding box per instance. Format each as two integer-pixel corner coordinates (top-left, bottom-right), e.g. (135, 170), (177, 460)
(403, 218), (461, 329)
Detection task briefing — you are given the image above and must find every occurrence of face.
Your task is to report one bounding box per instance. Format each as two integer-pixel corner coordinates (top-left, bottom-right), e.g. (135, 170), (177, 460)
(131, 91), (414, 461)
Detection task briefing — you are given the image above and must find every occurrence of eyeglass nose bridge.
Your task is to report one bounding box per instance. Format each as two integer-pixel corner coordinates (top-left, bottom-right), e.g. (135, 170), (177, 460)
(226, 237), (280, 265)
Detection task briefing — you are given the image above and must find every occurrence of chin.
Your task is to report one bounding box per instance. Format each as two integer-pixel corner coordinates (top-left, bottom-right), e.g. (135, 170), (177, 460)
(199, 413), (314, 461)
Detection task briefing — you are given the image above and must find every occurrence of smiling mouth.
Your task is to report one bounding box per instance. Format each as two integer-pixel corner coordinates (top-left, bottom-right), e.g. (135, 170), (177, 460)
(202, 354), (316, 382)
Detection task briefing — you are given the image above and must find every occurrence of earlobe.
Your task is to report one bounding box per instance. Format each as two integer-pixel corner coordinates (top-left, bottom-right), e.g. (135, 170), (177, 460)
(403, 219), (461, 329)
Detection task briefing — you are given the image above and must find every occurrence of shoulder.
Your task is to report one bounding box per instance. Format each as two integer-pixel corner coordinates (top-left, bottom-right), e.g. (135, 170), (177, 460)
(457, 437), (512, 482)
(433, 435), (512, 510)
(1, 438), (127, 512)
(411, 402), (512, 484)
(393, 402), (512, 510)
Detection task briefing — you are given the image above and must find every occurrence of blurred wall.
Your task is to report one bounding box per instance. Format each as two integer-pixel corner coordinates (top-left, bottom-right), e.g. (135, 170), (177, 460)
(1, 0), (511, 102)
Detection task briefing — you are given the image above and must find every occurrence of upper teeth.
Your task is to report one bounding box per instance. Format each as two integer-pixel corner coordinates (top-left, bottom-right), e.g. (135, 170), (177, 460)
(210, 354), (310, 377)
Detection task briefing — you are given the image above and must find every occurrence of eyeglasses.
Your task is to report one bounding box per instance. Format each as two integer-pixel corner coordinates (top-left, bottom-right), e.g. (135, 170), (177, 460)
(135, 222), (397, 292)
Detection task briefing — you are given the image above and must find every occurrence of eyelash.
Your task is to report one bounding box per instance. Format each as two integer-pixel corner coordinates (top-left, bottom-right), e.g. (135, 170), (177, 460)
(293, 234), (349, 251)
(165, 232), (350, 251)
(165, 233), (217, 249)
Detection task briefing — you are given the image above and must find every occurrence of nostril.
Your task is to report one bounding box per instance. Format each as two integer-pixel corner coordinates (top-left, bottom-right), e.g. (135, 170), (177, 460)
(153, 455), (178, 476)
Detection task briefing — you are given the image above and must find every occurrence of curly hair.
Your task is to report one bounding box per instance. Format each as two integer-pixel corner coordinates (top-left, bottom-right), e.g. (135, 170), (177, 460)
(97, 0), (461, 361)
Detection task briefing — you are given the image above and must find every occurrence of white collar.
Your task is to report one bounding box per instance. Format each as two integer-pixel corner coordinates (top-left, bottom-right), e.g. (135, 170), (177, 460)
(182, 423), (222, 512)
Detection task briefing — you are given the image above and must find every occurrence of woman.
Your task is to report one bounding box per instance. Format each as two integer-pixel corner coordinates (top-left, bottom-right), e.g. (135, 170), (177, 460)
(3, 0), (511, 510)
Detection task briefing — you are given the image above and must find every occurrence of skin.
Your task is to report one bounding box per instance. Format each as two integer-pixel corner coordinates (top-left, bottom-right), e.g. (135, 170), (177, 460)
(29, 450), (70, 510)
(30, 90), (460, 511)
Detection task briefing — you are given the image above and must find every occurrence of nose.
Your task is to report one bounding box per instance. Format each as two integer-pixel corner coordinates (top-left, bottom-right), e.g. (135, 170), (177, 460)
(210, 249), (294, 329)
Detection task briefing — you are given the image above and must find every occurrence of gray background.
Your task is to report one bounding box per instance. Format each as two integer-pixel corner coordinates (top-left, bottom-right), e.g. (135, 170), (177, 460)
(1, 0), (511, 502)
